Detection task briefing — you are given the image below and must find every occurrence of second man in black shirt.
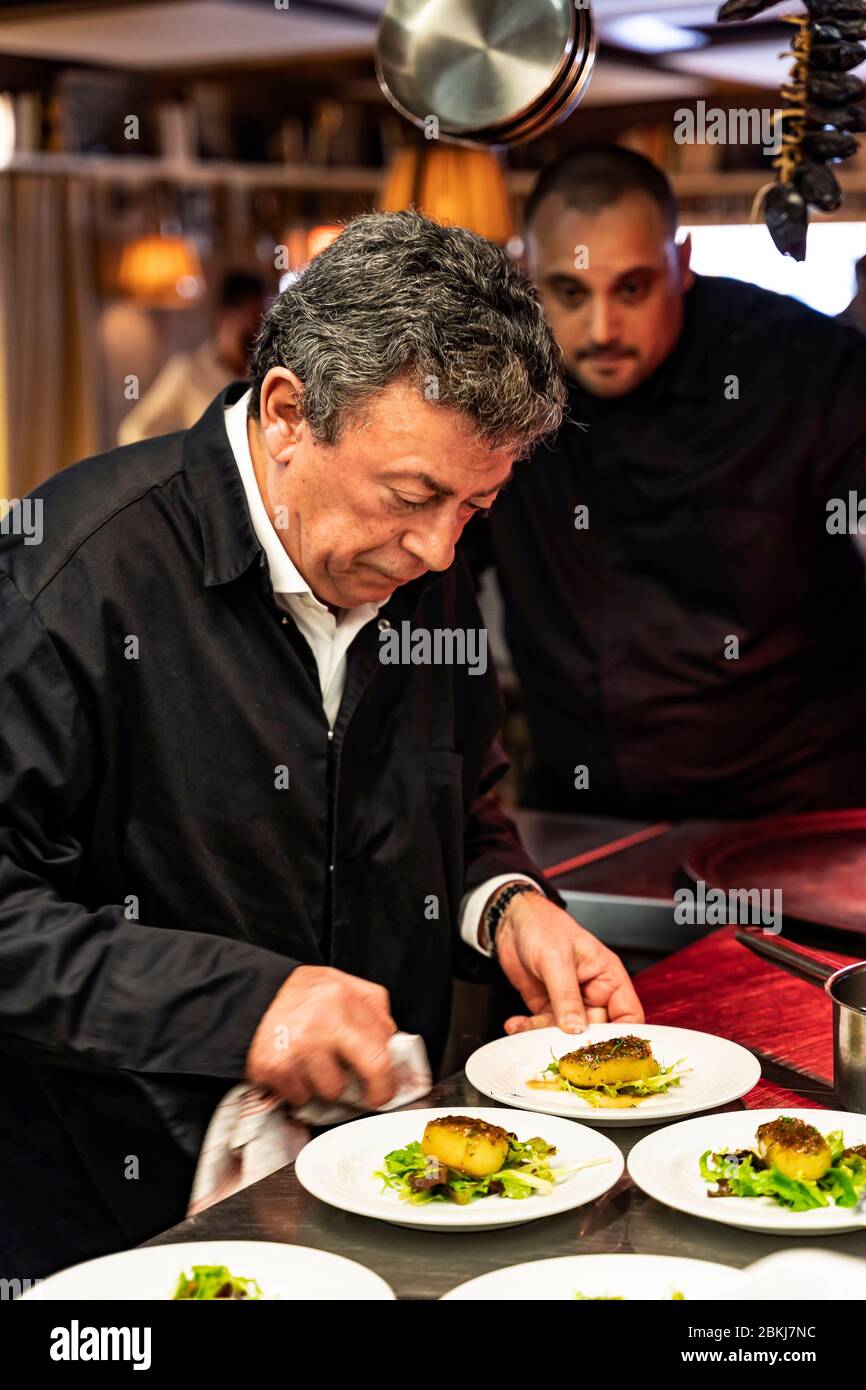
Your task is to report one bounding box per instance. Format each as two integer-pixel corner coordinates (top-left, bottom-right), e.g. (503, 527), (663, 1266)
(470, 145), (866, 819)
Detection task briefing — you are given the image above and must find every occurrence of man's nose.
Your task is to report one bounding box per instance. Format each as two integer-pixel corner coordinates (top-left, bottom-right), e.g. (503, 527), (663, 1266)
(589, 295), (617, 346)
(403, 512), (457, 573)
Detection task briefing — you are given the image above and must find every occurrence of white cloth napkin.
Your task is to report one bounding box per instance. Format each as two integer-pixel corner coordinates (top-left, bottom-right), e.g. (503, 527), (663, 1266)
(187, 1032), (432, 1215)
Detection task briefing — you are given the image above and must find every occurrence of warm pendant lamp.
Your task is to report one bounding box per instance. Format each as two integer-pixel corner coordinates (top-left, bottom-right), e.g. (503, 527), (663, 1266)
(117, 234), (204, 308)
(379, 144), (515, 243)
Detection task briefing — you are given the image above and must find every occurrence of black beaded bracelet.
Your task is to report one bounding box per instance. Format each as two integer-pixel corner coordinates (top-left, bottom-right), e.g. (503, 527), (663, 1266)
(484, 881), (542, 954)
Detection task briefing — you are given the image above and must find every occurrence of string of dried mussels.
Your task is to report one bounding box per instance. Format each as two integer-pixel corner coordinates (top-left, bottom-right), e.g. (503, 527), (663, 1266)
(716, 0), (866, 259)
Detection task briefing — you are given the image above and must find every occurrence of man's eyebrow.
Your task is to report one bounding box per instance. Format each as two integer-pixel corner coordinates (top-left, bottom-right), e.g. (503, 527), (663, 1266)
(547, 264), (659, 286)
(612, 264), (659, 284)
(473, 468), (513, 497)
(382, 468), (513, 498)
(382, 470), (455, 497)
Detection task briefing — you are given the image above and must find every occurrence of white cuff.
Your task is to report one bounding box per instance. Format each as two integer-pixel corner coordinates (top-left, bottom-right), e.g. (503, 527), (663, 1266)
(459, 873), (540, 958)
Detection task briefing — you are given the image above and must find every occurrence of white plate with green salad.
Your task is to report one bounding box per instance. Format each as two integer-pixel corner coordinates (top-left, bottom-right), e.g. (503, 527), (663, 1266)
(294, 1106), (624, 1230)
(465, 1024), (760, 1125)
(19, 1240), (395, 1300)
(628, 1108), (866, 1234)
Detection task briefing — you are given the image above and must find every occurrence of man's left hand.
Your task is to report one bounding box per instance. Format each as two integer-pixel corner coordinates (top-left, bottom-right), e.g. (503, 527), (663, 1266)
(494, 889), (644, 1034)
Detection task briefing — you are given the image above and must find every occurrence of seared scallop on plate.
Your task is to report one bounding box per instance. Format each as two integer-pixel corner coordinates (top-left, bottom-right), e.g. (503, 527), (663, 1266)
(465, 1023), (760, 1125)
(294, 1106), (624, 1230)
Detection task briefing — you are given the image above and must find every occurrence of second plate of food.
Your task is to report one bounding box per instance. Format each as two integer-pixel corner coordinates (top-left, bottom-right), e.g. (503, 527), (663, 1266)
(294, 1107), (624, 1230)
(628, 1108), (866, 1234)
(465, 1023), (760, 1125)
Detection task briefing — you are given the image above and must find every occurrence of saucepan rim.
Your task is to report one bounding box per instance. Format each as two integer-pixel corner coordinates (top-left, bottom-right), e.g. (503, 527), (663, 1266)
(825, 959), (866, 1014)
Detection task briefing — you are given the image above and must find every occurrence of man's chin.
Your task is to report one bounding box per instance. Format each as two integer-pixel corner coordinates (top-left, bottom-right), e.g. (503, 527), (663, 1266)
(575, 360), (642, 398)
(339, 566), (403, 604)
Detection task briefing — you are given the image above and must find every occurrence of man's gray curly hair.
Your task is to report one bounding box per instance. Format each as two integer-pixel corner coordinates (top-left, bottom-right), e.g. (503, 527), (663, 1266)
(249, 209), (565, 457)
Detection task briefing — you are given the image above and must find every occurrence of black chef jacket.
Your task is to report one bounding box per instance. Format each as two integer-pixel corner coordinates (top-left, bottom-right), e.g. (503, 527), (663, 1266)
(468, 274), (866, 819)
(0, 383), (554, 1280)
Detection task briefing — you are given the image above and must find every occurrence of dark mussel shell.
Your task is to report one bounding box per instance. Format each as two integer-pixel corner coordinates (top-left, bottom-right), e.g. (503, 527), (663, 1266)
(806, 101), (866, 129)
(824, 15), (866, 36)
(716, 0), (783, 19)
(764, 183), (809, 261)
(794, 158), (844, 209)
(802, 127), (860, 157)
(807, 0), (866, 16)
(808, 37), (866, 71)
(812, 22), (844, 37)
(807, 71), (866, 102)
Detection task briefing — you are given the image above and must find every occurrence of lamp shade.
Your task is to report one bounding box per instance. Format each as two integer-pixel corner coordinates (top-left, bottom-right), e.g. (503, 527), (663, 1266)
(117, 234), (203, 307)
(379, 145), (515, 243)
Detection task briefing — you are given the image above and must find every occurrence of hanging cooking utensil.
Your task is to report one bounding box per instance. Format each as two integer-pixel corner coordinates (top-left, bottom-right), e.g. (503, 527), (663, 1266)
(716, 0), (866, 260)
(375, 0), (597, 147)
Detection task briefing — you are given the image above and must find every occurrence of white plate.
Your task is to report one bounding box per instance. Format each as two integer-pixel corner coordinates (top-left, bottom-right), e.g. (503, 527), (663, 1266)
(730, 1248), (866, 1300)
(628, 1108), (866, 1235)
(19, 1240), (395, 1301)
(465, 1024), (760, 1126)
(441, 1252), (742, 1300)
(294, 1106), (624, 1231)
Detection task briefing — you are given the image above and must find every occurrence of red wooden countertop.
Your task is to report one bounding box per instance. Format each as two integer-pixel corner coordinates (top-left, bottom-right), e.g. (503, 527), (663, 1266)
(634, 925), (862, 1111)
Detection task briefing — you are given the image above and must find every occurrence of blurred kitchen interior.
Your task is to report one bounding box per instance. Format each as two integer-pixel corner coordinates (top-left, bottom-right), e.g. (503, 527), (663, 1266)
(2, 0), (865, 497)
(6, 0), (866, 808)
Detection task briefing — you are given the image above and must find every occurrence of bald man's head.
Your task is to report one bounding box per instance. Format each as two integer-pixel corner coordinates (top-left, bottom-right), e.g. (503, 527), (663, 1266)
(524, 146), (693, 398)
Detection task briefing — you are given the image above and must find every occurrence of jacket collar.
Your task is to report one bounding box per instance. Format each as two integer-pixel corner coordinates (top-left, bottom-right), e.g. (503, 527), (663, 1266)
(183, 381), (262, 588)
(182, 382), (445, 612)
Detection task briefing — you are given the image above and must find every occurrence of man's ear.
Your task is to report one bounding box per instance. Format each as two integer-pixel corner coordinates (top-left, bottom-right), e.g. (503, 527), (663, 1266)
(677, 232), (695, 292)
(259, 368), (305, 463)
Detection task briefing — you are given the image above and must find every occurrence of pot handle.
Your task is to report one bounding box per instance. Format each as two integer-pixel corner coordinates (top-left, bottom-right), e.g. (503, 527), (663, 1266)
(735, 928), (837, 984)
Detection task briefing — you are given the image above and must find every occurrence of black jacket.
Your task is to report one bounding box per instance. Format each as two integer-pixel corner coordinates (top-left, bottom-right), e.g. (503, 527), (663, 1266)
(0, 383), (551, 1279)
(466, 275), (866, 818)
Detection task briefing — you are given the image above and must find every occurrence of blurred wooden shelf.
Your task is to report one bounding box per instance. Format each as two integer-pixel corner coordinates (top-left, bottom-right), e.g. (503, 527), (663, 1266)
(5, 152), (866, 216)
(1, 152), (386, 192)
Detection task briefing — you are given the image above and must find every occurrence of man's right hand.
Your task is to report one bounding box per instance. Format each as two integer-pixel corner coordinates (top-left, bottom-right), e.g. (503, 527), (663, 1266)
(245, 965), (398, 1109)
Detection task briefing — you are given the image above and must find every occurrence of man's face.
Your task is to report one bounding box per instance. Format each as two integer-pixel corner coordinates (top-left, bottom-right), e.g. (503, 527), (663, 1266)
(250, 373), (514, 608)
(525, 191), (693, 398)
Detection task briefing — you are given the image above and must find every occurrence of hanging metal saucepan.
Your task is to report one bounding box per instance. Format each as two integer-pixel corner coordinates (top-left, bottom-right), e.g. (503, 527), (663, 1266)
(375, 0), (597, 148)
(737, 931), (866, 1114)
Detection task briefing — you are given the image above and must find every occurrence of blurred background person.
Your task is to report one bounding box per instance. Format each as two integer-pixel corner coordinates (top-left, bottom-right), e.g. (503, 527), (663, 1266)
(466, 145), (866, 820)
(118, 270), (267, 443)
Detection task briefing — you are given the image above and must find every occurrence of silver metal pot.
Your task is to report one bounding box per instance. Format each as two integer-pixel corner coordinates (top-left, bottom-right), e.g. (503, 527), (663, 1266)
(827, 961), (866, 1115)
(737, 930), (866, 1113)
(375, 0), (597, 147)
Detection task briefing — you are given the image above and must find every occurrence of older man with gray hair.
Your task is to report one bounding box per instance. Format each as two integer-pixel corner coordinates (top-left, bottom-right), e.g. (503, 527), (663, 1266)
(0, 211), (642, 1280)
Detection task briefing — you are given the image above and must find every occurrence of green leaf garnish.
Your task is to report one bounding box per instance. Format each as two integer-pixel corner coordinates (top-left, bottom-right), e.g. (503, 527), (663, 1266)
(172, 1265), (263, 1300)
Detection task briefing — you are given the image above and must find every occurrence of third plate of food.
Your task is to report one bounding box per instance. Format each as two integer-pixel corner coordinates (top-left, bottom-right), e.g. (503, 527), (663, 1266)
(628, 1108), (866, 1234)
(465, 1023), (760, 1125)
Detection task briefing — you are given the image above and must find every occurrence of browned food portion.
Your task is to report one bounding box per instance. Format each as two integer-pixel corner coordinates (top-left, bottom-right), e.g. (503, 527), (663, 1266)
(756, 1116), (832, 1182)
(421, 1115), (514, 1178)
(558, 1035), (659, 1088)
(843, 1144), (866, 1161)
